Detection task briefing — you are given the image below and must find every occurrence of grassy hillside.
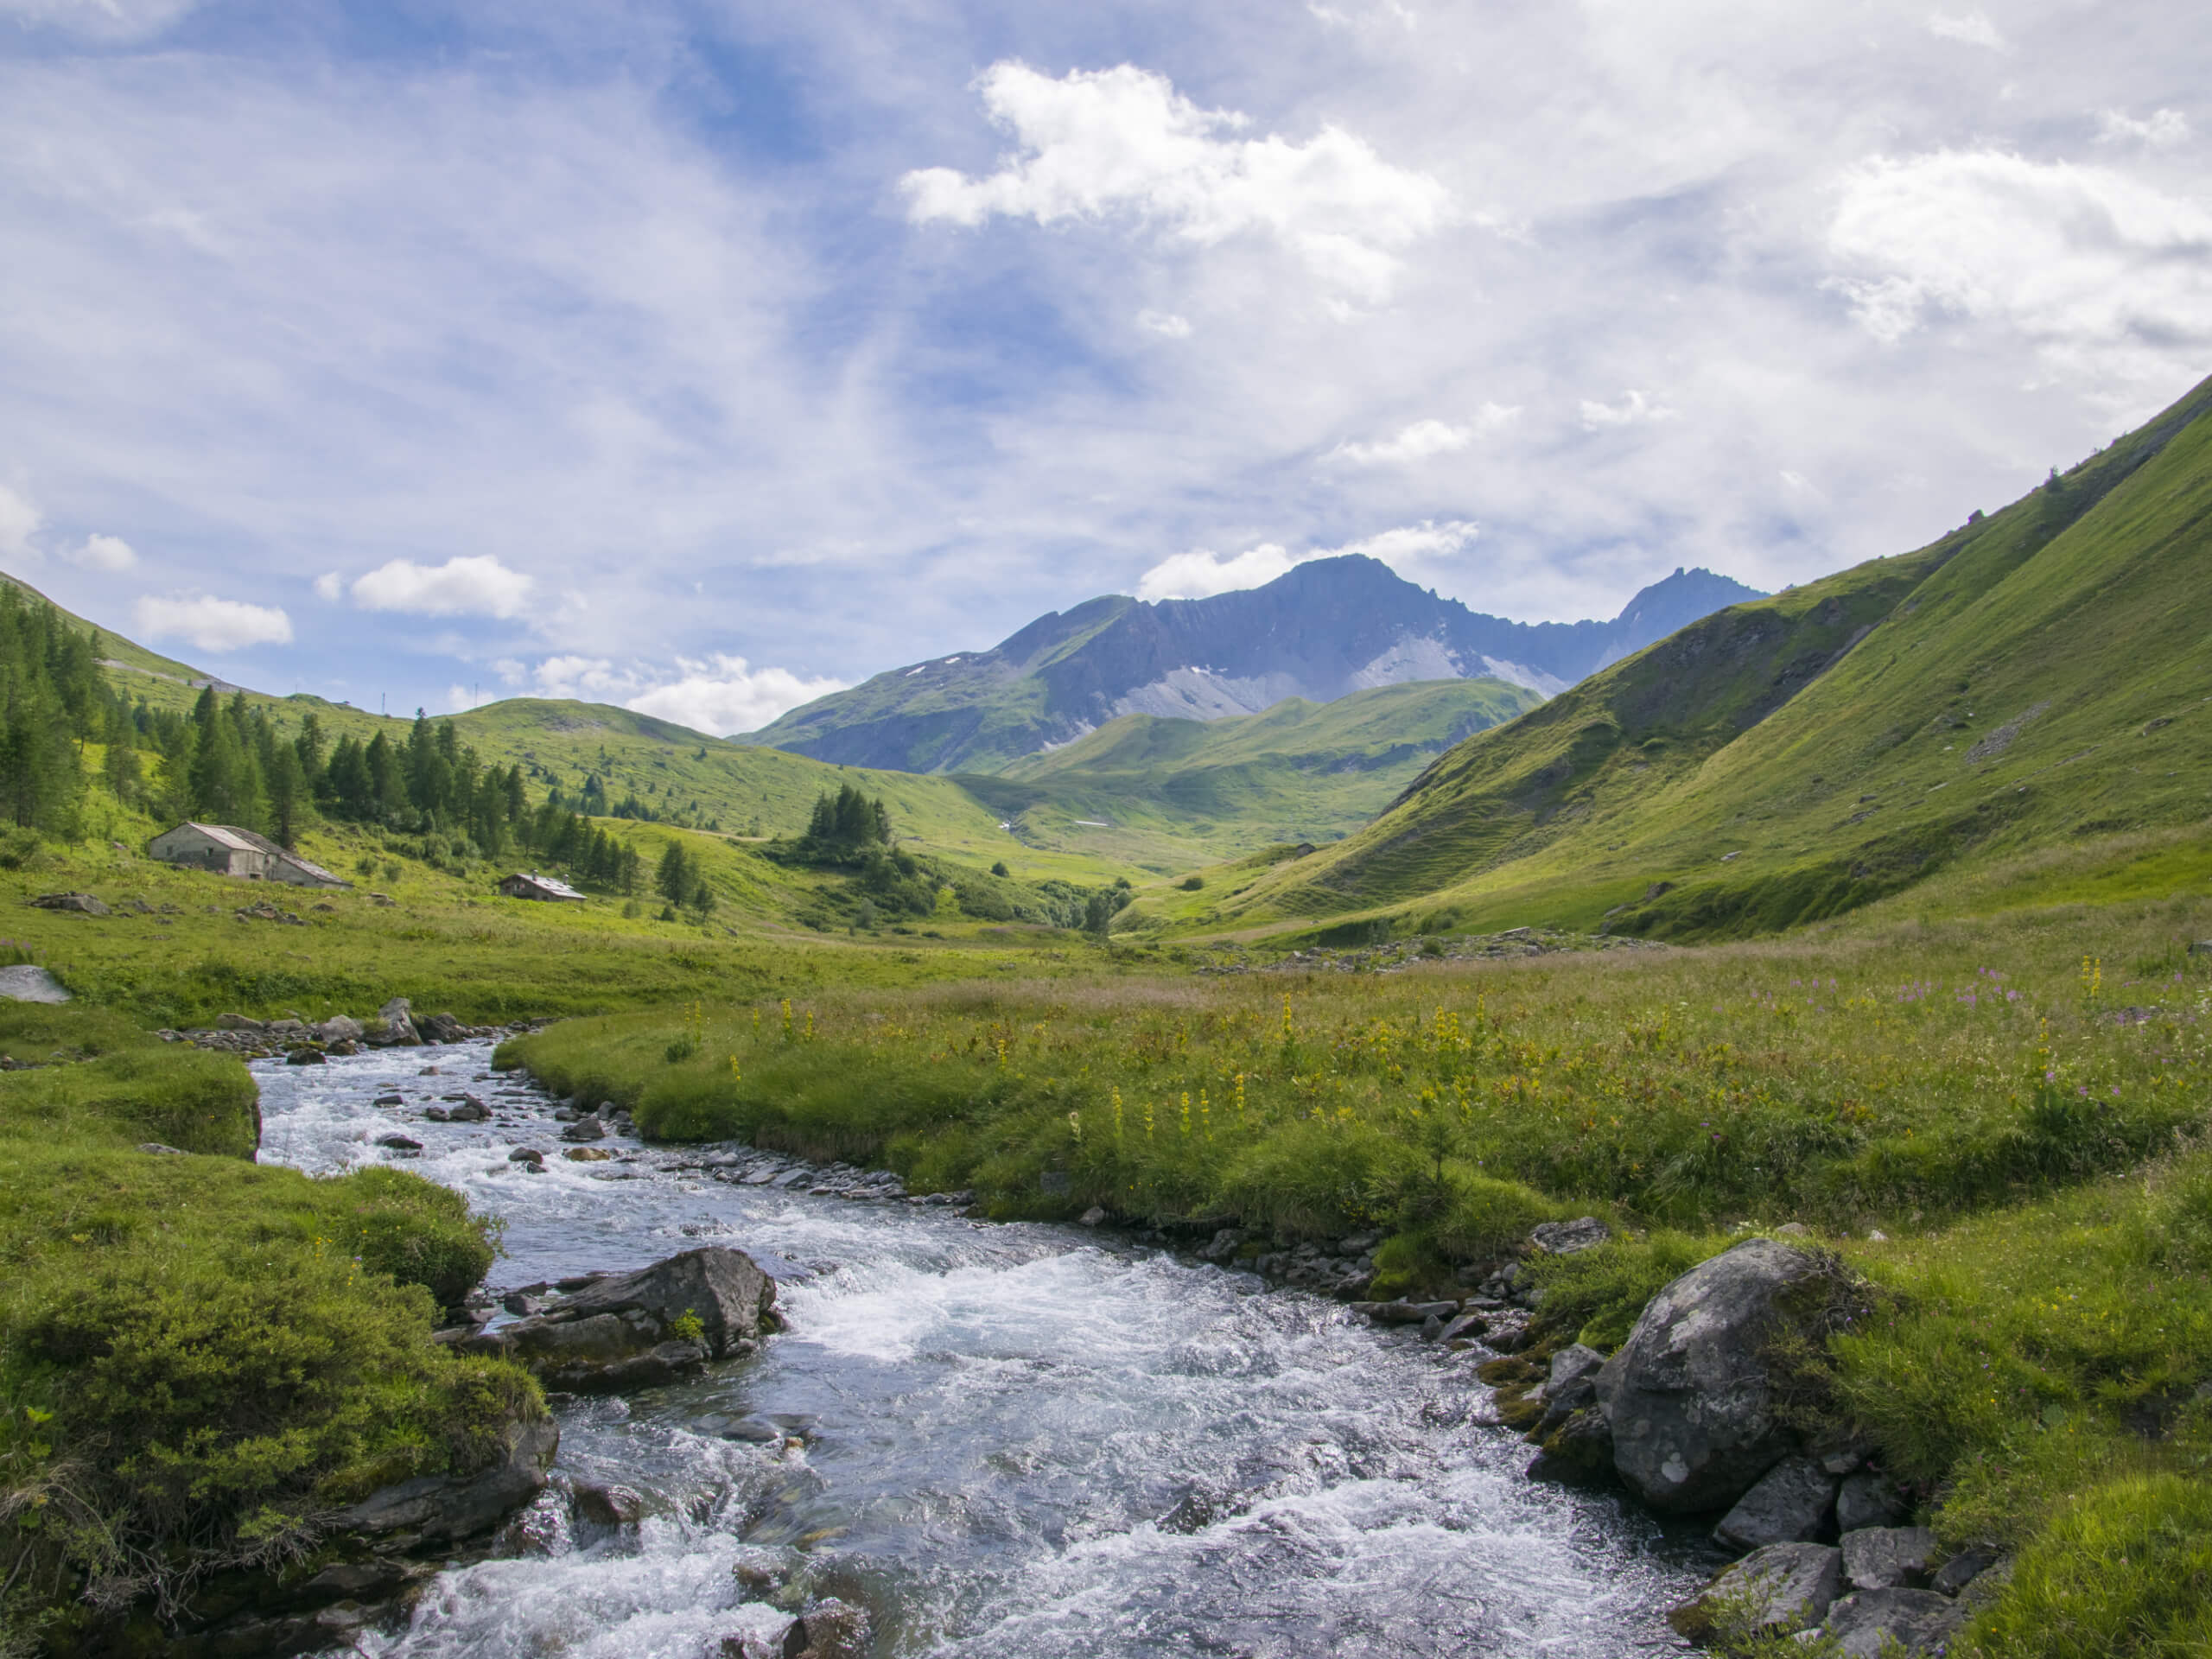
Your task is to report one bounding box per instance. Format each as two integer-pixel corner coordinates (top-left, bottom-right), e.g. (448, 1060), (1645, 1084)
(1202, 369), (2212, 943)
(957, 678), (1542, 872)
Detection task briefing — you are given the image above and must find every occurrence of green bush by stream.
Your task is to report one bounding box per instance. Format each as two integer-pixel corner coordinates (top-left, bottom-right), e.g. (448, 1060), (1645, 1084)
(0, 1006), (537, 1654)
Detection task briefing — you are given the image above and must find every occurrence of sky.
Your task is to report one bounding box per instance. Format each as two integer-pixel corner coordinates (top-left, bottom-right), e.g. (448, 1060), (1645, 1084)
(1, 0), (2206, 735)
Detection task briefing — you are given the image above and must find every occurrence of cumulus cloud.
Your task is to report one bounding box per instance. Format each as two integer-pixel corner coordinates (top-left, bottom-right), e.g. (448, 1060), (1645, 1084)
(68, 533), (137, 572)
(510, 652), (841, 736)
(131, 594), (292, 652)
(1135, 518), (1477, 601)
(0, 486), (41, 563)
(349, 555), (533, 619)
(2098, 109), (2190, 149)
(902, 62), (1447, 302)
(1580, 390), (1678, 429)
(1136, 543), (1300, 601)
(1926, 10), (2004, 48)
(1827, 150), (2212, 383)
(1329, 405), (1516, 465)
(626, 654), (846, 736)
(1136, 309), (1192, 337)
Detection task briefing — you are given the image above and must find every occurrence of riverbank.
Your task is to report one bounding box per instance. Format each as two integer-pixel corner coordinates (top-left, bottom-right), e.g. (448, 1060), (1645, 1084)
(500, 898), (2212, 1657)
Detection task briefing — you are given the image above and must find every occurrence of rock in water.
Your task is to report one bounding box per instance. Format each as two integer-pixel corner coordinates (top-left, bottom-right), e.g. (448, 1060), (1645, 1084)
(1713, 1456), (1837, 1552)
(561, 1113), (607, 1142)
(328, 1417), (558, 1544)
(464, 1246), (779, 1392)
(377, 996), (423, 1046)
(1592, 1237), (1823, 1513)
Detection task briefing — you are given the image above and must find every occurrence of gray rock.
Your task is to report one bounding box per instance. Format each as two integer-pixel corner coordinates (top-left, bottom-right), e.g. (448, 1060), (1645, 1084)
(137, 1142), (188, 1155)
(315, 1014), (364, 1044)
(468, 1247), (778, 1392)
(508, 1147), (545, 1166)
(420, 1011), (465, 1044)
(791, 1598), (869, 1659)
(1840, 1525), (1936, 1590)
(1690, 1541), (1842, 1634)
(562, 1115), (607, 1142)
(216, 1012), (265, 1031)
(1593, 1237), (1825, 1513)
(329, 1416), (557, 1543)
(377, 1134), (423, 1151)
(1358, 1300), (1459, 1325)
(31, 891), (109, 915)
(572, 1481), (644, 1525)
(1544, 1343), (1607, 1400)
(1437, 1312), (1487, 1344)
(1956, 1554), (2012, 1615)
(1079, 1206), (1107, 1226)
(377, 996), (423, 1046)
(442, 1095), (491, 1122)
(1713, 1456), (1836, 1552)
(373, 1092), (405, 1107)
(1931, 1546), (2002, 1598)
(1820, 1587), (1964, 1656)
(1196, 1228), (1243, 1262)
(1529, 1217), (1611, 1256)
(0, 964), (72, 1003)
(1526, 1405), (1616, 1485)
(1836, 1469), (1909, 1531)
(285, 1047), (327, 1066)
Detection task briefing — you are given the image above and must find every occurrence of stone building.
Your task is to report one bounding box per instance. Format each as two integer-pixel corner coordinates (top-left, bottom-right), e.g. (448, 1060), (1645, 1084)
(499, 871), (586, 902)
(147, 823), (351, 888)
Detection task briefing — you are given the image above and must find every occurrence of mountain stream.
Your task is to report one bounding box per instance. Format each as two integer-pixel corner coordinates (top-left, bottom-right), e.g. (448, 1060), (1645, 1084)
(254, 1040), (1708, 1658)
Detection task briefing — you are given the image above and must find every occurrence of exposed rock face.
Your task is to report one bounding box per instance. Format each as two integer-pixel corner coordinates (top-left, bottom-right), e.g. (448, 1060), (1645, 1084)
(1678, 1541), (1842, 1637)
(1819, 1587), (1964, 1656)
(31, 891), (109, 914)
(328, 1416), (558, 1545)
(1835, 1469), (1908, 1532)
(1592, 1237), (1824, 1513)
(374, 996), (422, 1046)
(1713, 1456), (1837, 1552)
(465, 1247), (778, 1392)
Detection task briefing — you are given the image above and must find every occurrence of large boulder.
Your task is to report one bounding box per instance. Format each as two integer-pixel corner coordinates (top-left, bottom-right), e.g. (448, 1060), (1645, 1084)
(372, 996), (422, 1046)
(327, 1416), (557, 1545)
(1592, 1237), (1824, 1513)
(466, 1247), (778, 1392)
(1840, 1526), (1936, 1591)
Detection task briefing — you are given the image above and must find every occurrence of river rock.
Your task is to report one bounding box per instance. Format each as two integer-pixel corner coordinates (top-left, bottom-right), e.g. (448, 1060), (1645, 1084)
(217, 1012), (265, 1031)
(375, 996), (423, 1046)
(561, 1114), (607, 1142)
(1357, 1299), (1458, 1325)
(1819, 1587), (1963, 1656)
(315, 1014), (364, 1044)
(1713, 1455), (1835, 1552)
(1840, 1525), (1936, 1590)
(1675, 1541), (1841, 1637)
(285, 1047), (327, 1066)
(1533, 1343), (1606, 1437)
(467, 1247), (778, 1391)
(377, 1134), (423, 1151)
(1529, 1217), (1611, 1256)
(1526, 1405), (1616, 1485)
(420, 1011), (465, 1044)
(1835, 1469), (1908, 1532)
(442, 1095), (491, 1122)
(791, 1599), (869, 1659)
(328, 1416), (557, 1545)
(1592, 1236), (1824, 1513)
(572, 1481), (644, 1526)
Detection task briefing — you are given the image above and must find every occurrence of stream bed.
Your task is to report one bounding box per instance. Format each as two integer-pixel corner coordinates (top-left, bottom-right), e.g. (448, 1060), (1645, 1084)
(254, 1039), (1711, 1658)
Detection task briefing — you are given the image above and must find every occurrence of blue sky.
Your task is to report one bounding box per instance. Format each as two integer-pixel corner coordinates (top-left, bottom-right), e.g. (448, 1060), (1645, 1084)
(1, 0), (2206, 734)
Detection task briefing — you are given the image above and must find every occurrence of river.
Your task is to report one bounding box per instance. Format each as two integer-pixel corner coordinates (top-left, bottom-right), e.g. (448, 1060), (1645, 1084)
(253, 1039), (1709, 1658)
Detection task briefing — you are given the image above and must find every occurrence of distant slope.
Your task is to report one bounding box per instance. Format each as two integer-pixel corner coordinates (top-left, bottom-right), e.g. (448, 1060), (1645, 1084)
(745, 559), (1762, 773)
(1209, 370), (2212, 941)
(957, 678), (1545, 871)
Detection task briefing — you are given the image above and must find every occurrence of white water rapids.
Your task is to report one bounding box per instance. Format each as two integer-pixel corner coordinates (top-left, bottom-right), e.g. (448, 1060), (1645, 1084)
(253, 1040), (1709, 1657)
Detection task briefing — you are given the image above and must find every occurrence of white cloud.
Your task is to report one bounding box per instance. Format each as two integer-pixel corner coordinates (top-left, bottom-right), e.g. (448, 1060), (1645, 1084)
(902, 62), (1448, 302)
(1136, 543), (1300, 601)
(1329, 405), (1516, 465)
(509, 651), (840, 735)
(1135, 518), (1477, 601)
(68, 532), (137, 571)
(349, 555), (534, 619)
(1827, 150), (2212, 384)
(2097, 109), (2190, 149)
(626, 654), (846, 736)
(1136, 309), (1192, 337)
(0, 486), (41, 563)
(1927, 11), (2004, 49)
(131, 594), (292, 652)
(0, 0), (199, 40)
(313, 571), (344, 601)
(1580, 390), (1678, 429)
